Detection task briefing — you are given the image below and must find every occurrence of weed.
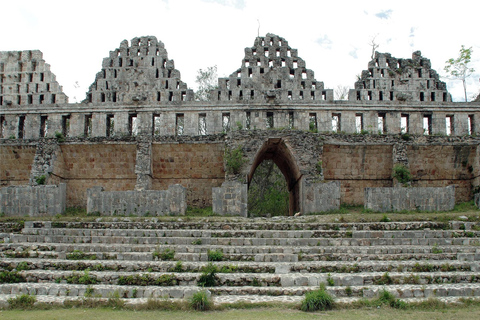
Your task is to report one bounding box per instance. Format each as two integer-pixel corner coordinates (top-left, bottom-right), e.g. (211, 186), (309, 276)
(192, 239), (202, 245)
(432, 243), (443, 254)
(377, 289), (407, 309)
(35, 175), (46, 185)
(0, 270), (26, 283)
(345, 286), (353, 297)
(66, 250), (97, 260)
(207, 249), (224, 261)
(7, 294), (36, 309)
(106, 290), (125, 309)
(326, 273), (335, 286)
(16, 261), (29, 271)
(380, 214), (390, 222)
(85, 286), (94, 298)
(225, 145), (246, 175)
(300, 284), (335, 312)
(153, 248), (175, 261)
(172, 261), (184, 272)
(198, 262), (218, 287)
(404, 273), (421, 284)
(392, 164), (412, 184)
(375, 272), (394, 285)
(189, 290), (213, 311)
(66, 270), (98, 285)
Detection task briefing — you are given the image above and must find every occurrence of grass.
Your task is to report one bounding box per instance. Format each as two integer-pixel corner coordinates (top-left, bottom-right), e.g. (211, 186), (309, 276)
(3, 305), (480, 320)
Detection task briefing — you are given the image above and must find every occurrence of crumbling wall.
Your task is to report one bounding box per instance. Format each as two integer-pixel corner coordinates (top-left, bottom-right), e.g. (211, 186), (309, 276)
(211, 33), (333, 103)
(87, 184), (186, 216)
(349, 51), (451, 103)
(85, 36), (193, 104)
(364, 186), (455, 212)
(212, 181), (247, 217)
(0, 183), (66, 216)
(0, 50), (68, 107)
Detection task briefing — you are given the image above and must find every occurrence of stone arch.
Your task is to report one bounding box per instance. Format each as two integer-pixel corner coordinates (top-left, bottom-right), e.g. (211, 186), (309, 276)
(247, 138), (302, 216)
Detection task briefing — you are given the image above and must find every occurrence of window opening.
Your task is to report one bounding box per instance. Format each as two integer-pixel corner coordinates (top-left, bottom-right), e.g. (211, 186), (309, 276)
(446, 115), (454, 136)
(176, 114), (184, 136)
(468, 115), (475, 135)
(355, 114), (363, 133)
(40, 116), (48, 137)
(18, 115), (25, 139)
(401, 114), (409, 133)
(106, 114), (114, 137)
(332, 113), (341, 133)
(309, 113), (317, 132)
(222, 113), (231, 132)
(62, 115), (70, 137)
(246, 111), (251, 129)
(84, 114), (92, 137)
(423, 114), (432, 135)
(266, 112), (274, 129)
(378, 113), (386, 134)
(129, 114), (138, 136)
(198, 113), (207, 135)
(153, 114), (161, 135)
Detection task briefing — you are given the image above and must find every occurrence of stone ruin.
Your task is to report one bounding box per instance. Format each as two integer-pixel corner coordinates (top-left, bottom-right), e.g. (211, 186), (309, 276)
(1, 34), (479, 216)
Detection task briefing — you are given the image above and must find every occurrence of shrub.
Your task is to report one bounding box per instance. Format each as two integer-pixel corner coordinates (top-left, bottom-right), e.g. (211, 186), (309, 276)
(189, 290), (213, 311)
(392, 164), (412, 184)
(55, 131), (66, 142)
(66, 250), (97, 260)
(300, 285), (334, 312)
(66, 270), (98, 285)
(377, 289), (407, 309)
(326, 273), (335, 286)
(198, 263), (218, 287)
(225, 146), (245, 175)
(0, 271), (26, 283)
(153, 248), (175, 261)
(207, 249), (224, 262)
(8, 294), (36, 309)
(35, 175), (46, 185)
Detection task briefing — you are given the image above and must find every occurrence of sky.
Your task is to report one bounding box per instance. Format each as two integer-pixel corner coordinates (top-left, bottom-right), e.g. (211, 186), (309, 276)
(1, 0), (479, 102)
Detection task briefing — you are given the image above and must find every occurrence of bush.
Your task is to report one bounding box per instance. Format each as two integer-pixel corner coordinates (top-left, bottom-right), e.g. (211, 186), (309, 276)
(225, 146), (245, 175)
(189, 290), (213, 311)
(198, 263), (218, 287)
(0, 271), (26, 283)
(300, 286), (334, 312)
(66, 250), (97, 260)
(8, 294), (36, 309)
(35, 175), (46, 185)
(392, 164), (412, 184)
(207, 249), (224, 261)
(377, 289), (407, 309)
(66, 270), (98, 285)
(153, 248), (175, 261)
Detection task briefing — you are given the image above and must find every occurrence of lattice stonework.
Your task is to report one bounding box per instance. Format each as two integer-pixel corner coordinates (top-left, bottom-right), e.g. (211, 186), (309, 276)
(86, 36), (193, 104)
(212, 33), (333, 102)
(0, 50), (68, 107)
(349, 51), (451, 102)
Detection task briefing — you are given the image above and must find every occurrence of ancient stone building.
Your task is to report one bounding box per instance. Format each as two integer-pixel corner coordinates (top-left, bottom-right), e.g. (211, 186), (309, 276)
(1, 34), (480, 216)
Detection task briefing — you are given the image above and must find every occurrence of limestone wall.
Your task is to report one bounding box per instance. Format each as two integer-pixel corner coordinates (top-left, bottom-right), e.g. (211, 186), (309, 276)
(302, 180), (341, 214)
(86, 184), (186, 216)
(151, 142), (225, 207)
(364, 186), (455, 212)
(0, 183), (66, 216)
(212, 181), (248, 217)
(0, 145), (36, 186)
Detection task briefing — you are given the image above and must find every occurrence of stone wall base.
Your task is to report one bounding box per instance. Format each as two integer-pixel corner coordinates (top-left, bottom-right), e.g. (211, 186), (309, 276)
(212, 181), (247, 217)
(302, 180), (341, 214)
(364, 186), (455, 212)
(0, 184), (66, 216)
(86, 184), (186, 216)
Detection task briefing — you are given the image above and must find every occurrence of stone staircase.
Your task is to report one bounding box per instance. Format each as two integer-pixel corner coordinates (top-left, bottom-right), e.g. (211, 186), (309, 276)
(1, 219), (480, 307)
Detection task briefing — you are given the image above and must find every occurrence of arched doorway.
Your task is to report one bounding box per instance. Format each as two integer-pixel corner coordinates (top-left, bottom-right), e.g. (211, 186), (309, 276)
(247, 138), (302, 216)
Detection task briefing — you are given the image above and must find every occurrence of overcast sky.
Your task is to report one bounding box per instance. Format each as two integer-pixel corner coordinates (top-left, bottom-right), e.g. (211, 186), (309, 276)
(1, 0), (479, 102)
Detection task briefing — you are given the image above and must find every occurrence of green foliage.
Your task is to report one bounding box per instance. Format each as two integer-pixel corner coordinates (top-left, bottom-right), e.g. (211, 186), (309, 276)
(191, 239), (202, 245)
(173, 261), (184, 272)
(66, 250), (97, 260)
(35, 175), (46, 185)
(16, 261), (29, 271)
(444, 45), (475, 102)
(0, 270), (26, 283)
(236, 121), (243, 130)
(377, 289), (407, 309)
(432, 243), (443, 254)
(7, 294), (36, 309)
(106, 290), (125, 309)
(392, 164), (412, 184)
(189, 290), (213, 311)
(380, 214), (390, 222)
(55, 131), (65, 142)
(207, 249), (224, 261)
(153, 248), (175, 261)
(375, 272), (394, 285)
(185, 206), (214, 217)
(66, 270), (98, 285)
(117, 273), (176, 286)
(326, 273), (335, 286)
(248, 160), (289, 217)
(300, 285), (335, 312)
(198, 262), (218, 287)
(194, 65), (218, 101)
(225, 145), (245, 175)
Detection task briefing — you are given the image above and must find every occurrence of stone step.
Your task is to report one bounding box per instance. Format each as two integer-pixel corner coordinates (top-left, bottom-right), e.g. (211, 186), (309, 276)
(24, 220), (461, 232)
(3, 242), (478, 256)
(2, 258), (474, 274)
(1, 282), (479, 300)
(1, 248), (471, 262)
(20, 226), (480, 240)
(9, 234), (480, 247)
(7, 270), (480, 287)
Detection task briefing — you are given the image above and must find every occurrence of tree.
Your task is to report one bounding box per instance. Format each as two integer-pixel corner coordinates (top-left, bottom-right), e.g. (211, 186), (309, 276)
(194, 65), (218, 101)
(444, 46), (475, 102)
(369, 35), (379, 60)
(334, 85), (349, 100)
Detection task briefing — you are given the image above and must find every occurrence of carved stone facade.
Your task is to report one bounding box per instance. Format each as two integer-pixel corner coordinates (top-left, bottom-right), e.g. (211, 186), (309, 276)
(1, 34), (480, 216)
